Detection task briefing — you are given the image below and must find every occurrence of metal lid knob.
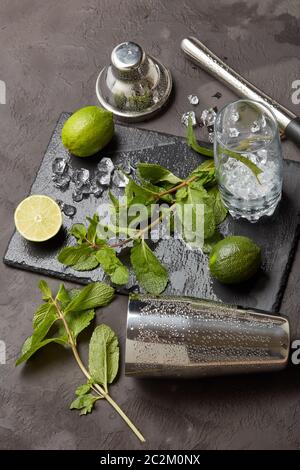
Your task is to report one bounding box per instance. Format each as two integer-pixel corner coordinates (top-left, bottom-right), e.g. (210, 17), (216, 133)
(111, 42), (145, 72)
(96, 41), (172, 122)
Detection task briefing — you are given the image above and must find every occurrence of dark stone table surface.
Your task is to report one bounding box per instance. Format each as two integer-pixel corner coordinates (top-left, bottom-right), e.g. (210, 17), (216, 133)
(1, 0), (300, 450)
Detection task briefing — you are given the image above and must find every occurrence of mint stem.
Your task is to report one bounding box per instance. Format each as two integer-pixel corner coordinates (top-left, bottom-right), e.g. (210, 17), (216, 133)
(52, 297), (145, 443)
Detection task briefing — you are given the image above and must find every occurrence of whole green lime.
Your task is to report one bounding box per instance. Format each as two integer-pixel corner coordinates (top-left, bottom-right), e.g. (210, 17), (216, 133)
(61, 106), (114, 157)
(209, 235), (261, 284)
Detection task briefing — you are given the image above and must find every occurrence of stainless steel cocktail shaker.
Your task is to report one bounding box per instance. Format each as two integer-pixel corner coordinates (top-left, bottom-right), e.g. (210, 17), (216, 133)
(125, 295), (290, 378)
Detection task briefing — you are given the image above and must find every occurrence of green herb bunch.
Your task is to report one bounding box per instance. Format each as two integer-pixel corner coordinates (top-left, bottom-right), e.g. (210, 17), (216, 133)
(58, 157), (225, 295)
(16, 280), (145, 442)
(58, 119), (263, 296)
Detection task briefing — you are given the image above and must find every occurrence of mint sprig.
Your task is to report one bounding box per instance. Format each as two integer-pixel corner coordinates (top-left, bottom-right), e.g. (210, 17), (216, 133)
(58, 159), (230, 294)
(16, 281), (145, 442)
(58, 214), (129, 285)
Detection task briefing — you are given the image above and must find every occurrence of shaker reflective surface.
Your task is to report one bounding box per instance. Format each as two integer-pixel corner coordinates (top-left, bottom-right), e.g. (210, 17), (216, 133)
(125, 295), (290, 378)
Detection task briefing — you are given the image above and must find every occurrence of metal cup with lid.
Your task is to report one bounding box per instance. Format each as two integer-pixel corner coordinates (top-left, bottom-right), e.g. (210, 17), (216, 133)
(96, 41), (172, 122)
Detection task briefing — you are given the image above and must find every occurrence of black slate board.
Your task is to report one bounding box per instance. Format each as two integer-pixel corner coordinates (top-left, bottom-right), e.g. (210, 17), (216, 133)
(4, 112), (300, 312)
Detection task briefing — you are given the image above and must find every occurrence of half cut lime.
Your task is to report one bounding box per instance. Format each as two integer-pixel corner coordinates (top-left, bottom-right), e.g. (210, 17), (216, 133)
(14, 195), (62, 242)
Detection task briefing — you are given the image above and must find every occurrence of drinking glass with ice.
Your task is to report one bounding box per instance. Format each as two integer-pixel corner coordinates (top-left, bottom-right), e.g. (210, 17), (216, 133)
(214, 99), (283, 222)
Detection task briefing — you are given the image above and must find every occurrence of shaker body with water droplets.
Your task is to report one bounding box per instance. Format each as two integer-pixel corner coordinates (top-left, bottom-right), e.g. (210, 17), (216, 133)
(125, 295), (290, 378)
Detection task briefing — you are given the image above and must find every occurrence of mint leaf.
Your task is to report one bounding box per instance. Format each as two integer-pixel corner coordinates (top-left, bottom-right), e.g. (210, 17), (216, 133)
(176, 182), (218, 244)
(55, 283), (70, 308)
(59, 217), (109, 272)
(30, 303), (57, 343)
(58, 244), (99, 271)
(207, 186), (228, 225)
(95, 246), (129, 285)
(64, 282), (115, 314)
(222, 149), (263, 182)
(52, 288), (96, 343)
(186, 117), (214, 157)
(203, 203), (216, 240)
(33, 302), (56, 329)
(38, 280), (52, 300)
(125, 178), (158, 206)
(16, 336), (66, 365)
(58, 245), (95, 266)
(190, 160), (216, 186)
(130, 239), (168, 295)
(86, 214), (99, 243)
(109, 191), (120, 212)
(72, 254), (99, 271)
(70, 393), (101, 415)
(137, 163), (182, 185)
(111, 265), (129, 285)
(88, 324), (119, 392)
(176, 184), (209, 242)
(75, 383), (92, 396)
(137, 179), (173, 203)
(66, 309), (95, 343)
(16, 302), (61, 365)
(70, 224), (87, 243)
(68, 288), (81, 299)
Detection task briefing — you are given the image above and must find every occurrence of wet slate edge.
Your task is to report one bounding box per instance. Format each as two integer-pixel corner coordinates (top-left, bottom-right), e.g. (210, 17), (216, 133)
(4, 113), (300, 312)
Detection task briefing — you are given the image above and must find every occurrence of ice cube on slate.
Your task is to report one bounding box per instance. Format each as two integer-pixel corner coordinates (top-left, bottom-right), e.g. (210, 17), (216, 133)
(52, 157), (68, 175)
(90, 179), (104, 197)
(96, 157), (114, 186)
(62, 203), (77, 217)
(112, 169), (129, 188)
(72, 189), (83, 202)
(52, 174), (70, 191)
(251, 121), (260, 133)
(81, 182), (92, 195)
(72, 168), (90, 189)
(97, 157), (114, 174)
(201, 108), (217, 127)
(55, 199), (76, 217)
(95, 170), (111, 186)
(187, 94), (199, 106)
(181, 111), (197, 127)
(229, 127), (240, 138)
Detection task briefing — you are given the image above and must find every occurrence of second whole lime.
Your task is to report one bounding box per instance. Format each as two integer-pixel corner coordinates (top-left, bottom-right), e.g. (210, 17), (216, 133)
(61, 106), (114, 157)
(209, 235), (261, 284)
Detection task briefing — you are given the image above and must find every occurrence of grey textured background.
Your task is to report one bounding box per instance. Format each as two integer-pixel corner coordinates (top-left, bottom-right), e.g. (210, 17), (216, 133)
(1, 0), (300, 450)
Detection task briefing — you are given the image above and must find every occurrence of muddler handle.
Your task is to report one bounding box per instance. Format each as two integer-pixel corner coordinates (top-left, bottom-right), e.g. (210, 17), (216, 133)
(181, 36), (300, 147)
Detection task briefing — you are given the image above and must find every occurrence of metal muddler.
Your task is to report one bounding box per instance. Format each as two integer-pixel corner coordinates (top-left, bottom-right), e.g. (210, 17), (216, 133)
(125, 295), (290, 378)
(181, 36), (300, 146)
